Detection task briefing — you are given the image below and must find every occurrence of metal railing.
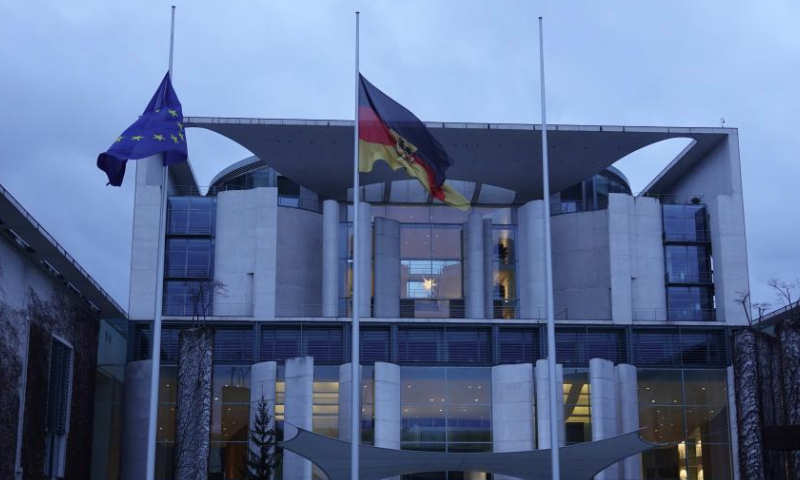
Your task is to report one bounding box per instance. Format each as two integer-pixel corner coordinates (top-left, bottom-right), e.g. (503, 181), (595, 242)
(664, 230), (711, 243)
(665, 271), (714, 284)
(163, 302), (254, 317)
(170, 185), (322, 213)
(633, 308), (717, 322)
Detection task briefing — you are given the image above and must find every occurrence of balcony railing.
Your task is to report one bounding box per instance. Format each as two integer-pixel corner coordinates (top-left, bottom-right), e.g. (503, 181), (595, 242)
(163, 302), (254, 317)
(665, 271), (714, 284)
(663, 230), (711, 243)
(164, 265), (213, 279)
(633, 308), (717, 322)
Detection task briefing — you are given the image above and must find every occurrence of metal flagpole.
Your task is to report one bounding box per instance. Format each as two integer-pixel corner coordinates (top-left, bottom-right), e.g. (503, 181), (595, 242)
(538, 16), (561, 480)
(350, 10), (362, 480)
(145, 6), (176, 480)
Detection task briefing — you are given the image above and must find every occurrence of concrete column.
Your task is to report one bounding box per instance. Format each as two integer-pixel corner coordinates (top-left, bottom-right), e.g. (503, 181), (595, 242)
(356, 202), (373, 317)
(284, 357), (314, 480)
(535, 359), (565, 448)
(708, 194), (750, 324)
(465, 213), (485, 318)
(628, 196), (667, 322)
(616, 363), (641, 480)
(483, 218), (494, 319)
(374, 362), (401, 450)
(727, 366), (742, 480)
(215, 188), (278, 318)
(120, 360), (152, 480)
(608, 195), (634, 324)
(517, 201), (546, 319)
(250, 361), (277, 426)
(322, 200), (340, 317)
(374, 217), (401, 318)
(492, 364), (534, 480)
(128, 156), (166, 320)
(338, 363), (362, 441)
(590, 358), (620, 480)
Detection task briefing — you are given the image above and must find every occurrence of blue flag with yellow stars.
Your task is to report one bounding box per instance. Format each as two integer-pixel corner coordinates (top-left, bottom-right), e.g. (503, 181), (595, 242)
(97, 72), (187, 186)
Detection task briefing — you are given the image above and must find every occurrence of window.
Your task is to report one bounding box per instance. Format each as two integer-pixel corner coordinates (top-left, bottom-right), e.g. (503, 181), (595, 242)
(45, 338), (74, 478)
(667, 286), (715, 321)
(167, 196), (215, 235)
(662, 204), (708, 243)
(665, 245), (712, 284)
(632, 329), (728, 367)
(400, 367), (491, 454)
(563, 370), (591, 445)
(165, 238), (213, 278)
(638, 369), (732, 480)
(498, 328), (539, 364)
(163, 280), (212, 317)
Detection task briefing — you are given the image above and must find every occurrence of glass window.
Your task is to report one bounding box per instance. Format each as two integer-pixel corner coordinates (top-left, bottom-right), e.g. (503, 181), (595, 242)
(563, 371), (591, 445)
(662, 204), (708, 242)
(313, 367), (339, 439)
(168, 196), (215, 235)
(667, 287), (714, 321)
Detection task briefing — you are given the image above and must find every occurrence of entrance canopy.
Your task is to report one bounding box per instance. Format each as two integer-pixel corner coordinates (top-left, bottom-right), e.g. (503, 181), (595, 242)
(281, 424), (658, 480)
(185, 117), (732, 203)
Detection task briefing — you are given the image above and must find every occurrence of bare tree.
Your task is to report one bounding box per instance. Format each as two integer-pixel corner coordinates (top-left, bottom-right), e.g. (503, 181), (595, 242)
(189, 279), (227, 327)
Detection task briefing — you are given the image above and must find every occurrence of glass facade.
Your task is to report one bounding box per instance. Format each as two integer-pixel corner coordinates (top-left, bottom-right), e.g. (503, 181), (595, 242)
(563, 370), (591, 445)
(662, 204), (715, 321)
(639, 370), (732, 480)
(555, 169), (631, 214)
(339, 204), (516, 318)
(164, 196), (217, 317)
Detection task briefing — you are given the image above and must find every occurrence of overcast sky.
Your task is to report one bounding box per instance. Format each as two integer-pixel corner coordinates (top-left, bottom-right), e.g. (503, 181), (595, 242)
(1, 0), (798, 314)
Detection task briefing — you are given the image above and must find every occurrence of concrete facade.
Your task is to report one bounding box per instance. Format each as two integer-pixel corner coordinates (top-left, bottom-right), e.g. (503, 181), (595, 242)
(465, 212), (486, 319)
(337, 363), (362, 442)
(284, 357), (314, 480)
(276, 207), (323, 317)
(373, 217), (401, 318)
(590, 358), (620, 480)
(214, 187), (278, 318)
(322, 200), (339, 317)
(517, 200), (547, 319)
(492, 363), (534, 480)
(373, 362), (401, 450)
(356, 202), (373, 317)
(535, 359), (565, 449)
(616, 364), (641, 480)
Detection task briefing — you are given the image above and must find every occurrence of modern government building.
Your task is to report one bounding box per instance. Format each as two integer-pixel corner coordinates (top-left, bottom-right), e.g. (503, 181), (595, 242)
(1, 118), (750, 480)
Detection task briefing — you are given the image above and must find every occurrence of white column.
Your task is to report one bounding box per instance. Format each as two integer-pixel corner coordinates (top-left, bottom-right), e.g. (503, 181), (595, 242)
(708, 194), (751, 324)
(608, 195), (634, 324)
(483, 218), (494, 319)
(616, 363), (641, 480)
(250, 361), (277, 426)
(283, 357), (314, 480)
(727, 366), (742, 480)
(465, 212), (485, 318)
(322, 200), (340, 317)
(590, 358), (620, 480)
(492, 364), (534, 480)
(120, 360), (152, 480)
(374, 362), (401, 449)
(535, 359), (564, 448)
(128, 156), (166, 320)
(374, 217), (400, 318)
(518, 201), (547, 319)
(356, 202), (372, 317)
(338, 363), (363, 441)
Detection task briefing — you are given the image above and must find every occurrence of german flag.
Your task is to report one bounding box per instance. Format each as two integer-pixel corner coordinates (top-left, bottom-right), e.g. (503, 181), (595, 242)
(358, 75), (470, 210)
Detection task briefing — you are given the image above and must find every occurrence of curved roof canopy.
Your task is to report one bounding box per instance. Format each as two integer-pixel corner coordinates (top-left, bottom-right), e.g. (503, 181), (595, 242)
(281, 424), (657, 480)
(186, 117), (733, 203)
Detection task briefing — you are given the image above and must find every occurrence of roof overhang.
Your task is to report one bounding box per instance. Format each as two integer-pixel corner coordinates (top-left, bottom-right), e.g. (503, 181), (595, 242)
(281, 423), (659, 480)
(0, 183), (126, 319)
(185, 117), (734, 202)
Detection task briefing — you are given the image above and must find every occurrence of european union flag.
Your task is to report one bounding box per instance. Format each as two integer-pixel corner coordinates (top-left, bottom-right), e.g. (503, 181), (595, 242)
(97, 72), (188, 186)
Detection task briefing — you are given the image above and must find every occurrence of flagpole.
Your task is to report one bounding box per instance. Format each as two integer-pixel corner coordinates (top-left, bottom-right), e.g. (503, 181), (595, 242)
(538, 16), (560, 480)
(145, 6), (176, 480)
(351, 10), (362, 480)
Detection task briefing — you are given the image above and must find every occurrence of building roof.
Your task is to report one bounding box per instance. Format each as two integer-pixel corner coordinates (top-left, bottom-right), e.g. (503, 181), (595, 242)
(186, 116), (735, 203)
(0, 183), (126, 319)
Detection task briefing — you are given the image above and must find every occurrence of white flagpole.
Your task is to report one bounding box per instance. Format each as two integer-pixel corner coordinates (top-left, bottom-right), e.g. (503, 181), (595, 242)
(538, 16), (560, 480)
(350, 10), (362, 480)
(145, 6), (176, 480)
